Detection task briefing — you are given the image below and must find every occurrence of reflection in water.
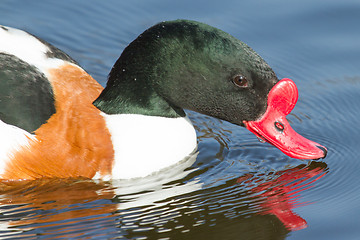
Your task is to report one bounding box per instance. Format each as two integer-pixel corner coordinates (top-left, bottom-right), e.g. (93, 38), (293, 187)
(0, 161), (327, 239)
(0, 179), (118, 239)
(243, 162), (327, 231)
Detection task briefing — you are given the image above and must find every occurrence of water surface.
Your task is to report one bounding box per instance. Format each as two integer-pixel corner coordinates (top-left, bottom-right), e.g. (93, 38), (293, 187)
(0, 0), (359, 239)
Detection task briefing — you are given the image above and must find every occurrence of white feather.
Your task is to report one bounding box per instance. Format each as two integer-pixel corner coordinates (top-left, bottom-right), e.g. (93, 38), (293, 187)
(0, 25), (66, 75)
(0, 120), (36, 176)
(101, 113), (198, 179)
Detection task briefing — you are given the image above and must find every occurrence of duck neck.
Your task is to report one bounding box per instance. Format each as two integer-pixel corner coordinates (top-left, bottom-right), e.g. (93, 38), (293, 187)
(93, 75), (185, 118)
(92, 58), (186, 117)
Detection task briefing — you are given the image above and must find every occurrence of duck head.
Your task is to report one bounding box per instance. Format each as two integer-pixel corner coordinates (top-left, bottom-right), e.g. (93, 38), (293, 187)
(94, 20), (327, 159)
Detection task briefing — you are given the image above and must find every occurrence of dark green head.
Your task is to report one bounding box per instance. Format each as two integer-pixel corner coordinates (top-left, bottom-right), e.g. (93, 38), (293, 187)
(94, 20), (278, 125)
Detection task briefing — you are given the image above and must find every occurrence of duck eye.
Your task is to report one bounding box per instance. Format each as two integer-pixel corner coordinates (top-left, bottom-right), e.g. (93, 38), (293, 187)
(274, 121), (285, 132)
(232, 75), (248, 88)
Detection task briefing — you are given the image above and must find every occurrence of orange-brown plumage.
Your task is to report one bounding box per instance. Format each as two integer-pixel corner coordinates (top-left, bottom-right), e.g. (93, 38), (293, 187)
(2, 64), (114, 180)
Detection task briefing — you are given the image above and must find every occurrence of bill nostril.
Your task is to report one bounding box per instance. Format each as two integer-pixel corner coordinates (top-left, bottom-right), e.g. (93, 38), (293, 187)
(316, 145), (328, 159)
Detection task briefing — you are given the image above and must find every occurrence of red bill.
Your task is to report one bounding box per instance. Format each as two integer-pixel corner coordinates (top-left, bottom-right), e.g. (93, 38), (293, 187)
(244, 78), (327, 159)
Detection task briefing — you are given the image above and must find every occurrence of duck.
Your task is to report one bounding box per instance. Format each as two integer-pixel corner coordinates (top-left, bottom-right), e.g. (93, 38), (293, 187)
(0, 20), (327, 180)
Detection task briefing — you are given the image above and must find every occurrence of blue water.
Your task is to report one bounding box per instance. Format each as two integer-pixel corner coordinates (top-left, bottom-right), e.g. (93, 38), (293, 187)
(0, 0), (360, 239)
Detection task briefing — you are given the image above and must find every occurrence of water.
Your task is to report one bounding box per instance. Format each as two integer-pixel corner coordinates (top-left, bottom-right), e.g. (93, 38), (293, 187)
(0, 0), (359, 239)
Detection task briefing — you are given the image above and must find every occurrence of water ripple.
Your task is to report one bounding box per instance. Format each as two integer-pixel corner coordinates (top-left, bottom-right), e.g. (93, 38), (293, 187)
(283, 77), (360, 214)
